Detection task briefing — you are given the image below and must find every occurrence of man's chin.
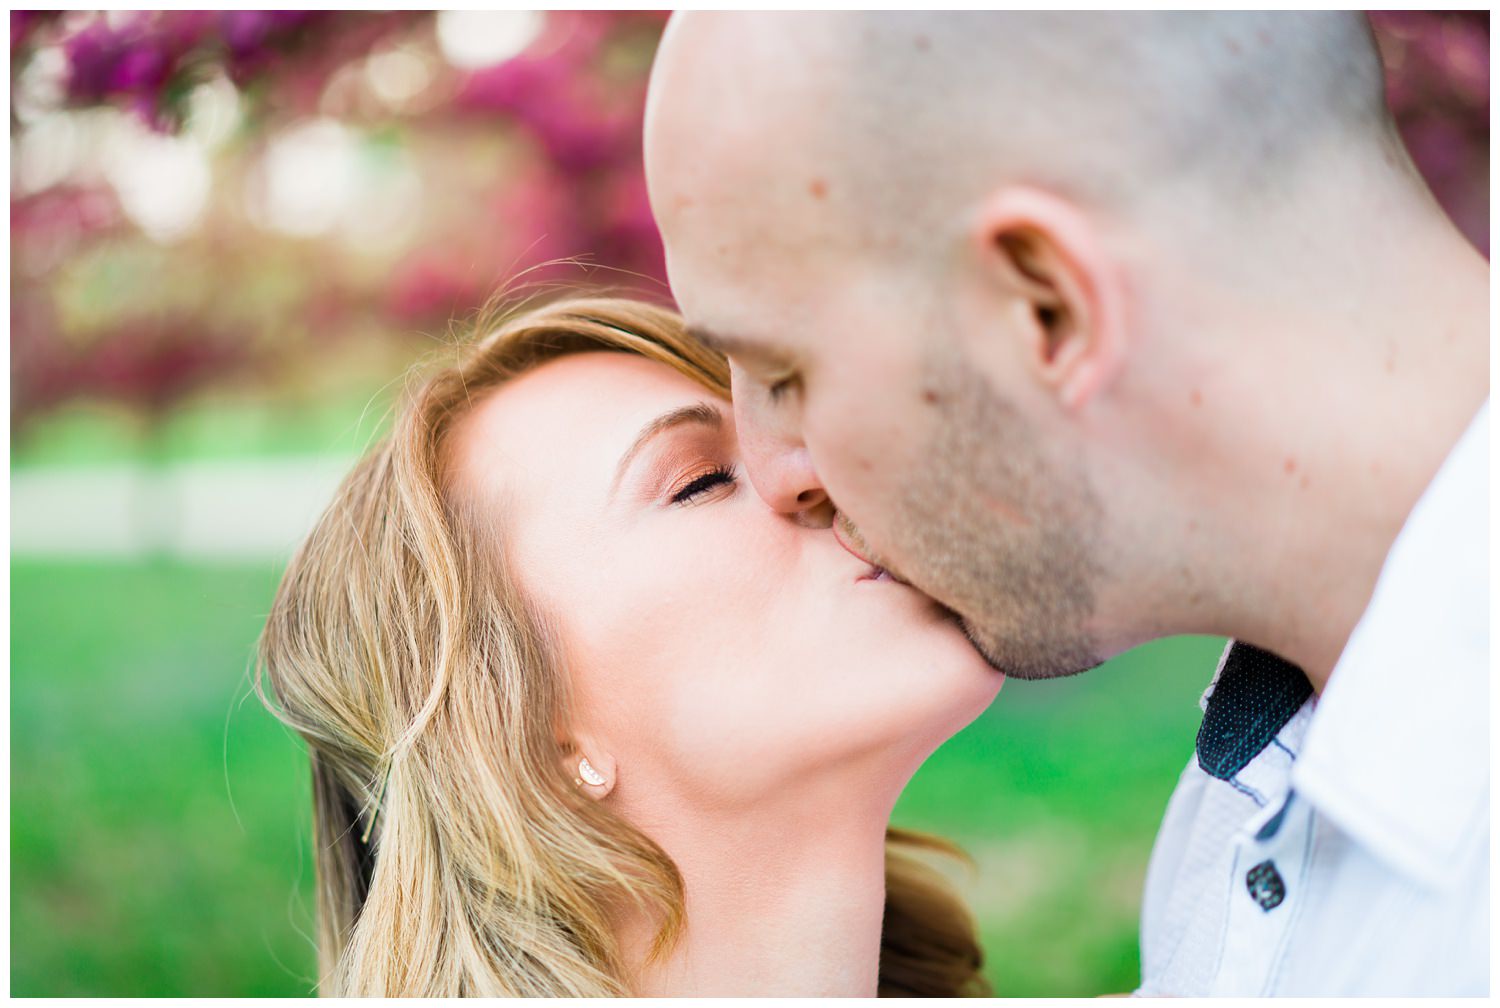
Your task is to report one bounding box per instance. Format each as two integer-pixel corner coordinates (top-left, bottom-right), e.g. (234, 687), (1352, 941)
(958, 617), (1103, 682)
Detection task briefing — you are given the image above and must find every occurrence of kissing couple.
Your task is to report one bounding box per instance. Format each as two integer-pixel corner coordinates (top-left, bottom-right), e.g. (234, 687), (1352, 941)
(258, 12), (1488, 997)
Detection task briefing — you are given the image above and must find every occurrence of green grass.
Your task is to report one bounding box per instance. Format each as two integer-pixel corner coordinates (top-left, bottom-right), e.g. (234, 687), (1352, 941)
(11, 560), (1221, 996)
(12, 561), (316, 997)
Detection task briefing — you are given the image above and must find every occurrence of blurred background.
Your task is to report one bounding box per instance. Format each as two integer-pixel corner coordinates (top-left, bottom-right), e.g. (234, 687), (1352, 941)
(9, 10), (1488, 996)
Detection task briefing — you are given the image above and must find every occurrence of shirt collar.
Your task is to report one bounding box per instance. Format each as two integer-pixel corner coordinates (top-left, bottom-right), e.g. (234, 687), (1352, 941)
(1292, 399), (1489, 890)
(1196, 641), (1310, 784)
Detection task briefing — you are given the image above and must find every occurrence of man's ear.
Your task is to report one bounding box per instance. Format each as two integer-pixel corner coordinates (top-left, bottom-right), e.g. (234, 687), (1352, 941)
(970, 187), (1127, 411)
(556, 733), (617, 801)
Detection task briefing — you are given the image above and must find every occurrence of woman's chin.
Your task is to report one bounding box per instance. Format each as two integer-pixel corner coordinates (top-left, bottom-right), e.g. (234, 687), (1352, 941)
(832, 650), (1004, 787)
(721, 658), (1000, 813)
(919, 657), (1004, 752)
(862, 574), (1009, 679)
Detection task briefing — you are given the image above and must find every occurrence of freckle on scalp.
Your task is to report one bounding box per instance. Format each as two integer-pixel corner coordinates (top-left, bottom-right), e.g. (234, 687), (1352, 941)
(921, 388), (941, 405)
(808, 177), (829, 200)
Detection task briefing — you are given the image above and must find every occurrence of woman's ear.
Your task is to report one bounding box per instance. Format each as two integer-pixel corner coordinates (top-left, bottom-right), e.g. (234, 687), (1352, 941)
(557, 735), (617, 800)
(970, 186), (1127, 412)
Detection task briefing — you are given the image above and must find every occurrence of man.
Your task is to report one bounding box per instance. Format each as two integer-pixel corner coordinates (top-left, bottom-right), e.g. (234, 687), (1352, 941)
(643, 12), (1488, 996)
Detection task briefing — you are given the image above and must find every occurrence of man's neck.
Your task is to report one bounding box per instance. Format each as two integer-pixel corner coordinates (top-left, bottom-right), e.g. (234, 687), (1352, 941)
(612, 787), (893, 996)
(1205, 223), (1489, 691)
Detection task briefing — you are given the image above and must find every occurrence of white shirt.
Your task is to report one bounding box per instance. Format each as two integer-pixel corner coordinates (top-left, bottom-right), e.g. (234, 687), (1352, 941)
(1137, 400), (1489, 996)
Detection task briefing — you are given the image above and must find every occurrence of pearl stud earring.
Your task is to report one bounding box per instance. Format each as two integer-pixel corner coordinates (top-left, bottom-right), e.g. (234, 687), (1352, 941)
(577, 757), (607, 787)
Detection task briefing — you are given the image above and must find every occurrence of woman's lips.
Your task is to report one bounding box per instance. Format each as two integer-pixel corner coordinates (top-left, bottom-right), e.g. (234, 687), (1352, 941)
(832, 515), (972, 634)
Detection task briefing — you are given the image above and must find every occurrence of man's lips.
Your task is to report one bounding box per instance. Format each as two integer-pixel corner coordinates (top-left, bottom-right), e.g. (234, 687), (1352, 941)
(831, 513), (872, 561)
(834, 514), (907, 584)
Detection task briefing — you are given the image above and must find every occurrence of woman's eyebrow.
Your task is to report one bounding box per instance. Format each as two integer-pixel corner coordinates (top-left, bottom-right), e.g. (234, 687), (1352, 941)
(609, 401), (723, 497)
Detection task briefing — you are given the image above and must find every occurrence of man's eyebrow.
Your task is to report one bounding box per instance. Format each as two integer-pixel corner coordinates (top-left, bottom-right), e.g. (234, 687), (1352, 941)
(609, 401), (723, 497)
(686, 324), (785, 364)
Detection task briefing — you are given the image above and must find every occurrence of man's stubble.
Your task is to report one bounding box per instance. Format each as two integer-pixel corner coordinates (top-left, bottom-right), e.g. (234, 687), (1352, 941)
(888, 349), (1108, 681)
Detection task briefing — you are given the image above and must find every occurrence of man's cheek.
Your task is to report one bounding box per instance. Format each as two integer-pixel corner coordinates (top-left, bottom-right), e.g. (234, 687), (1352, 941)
(823, 430), (902, 533)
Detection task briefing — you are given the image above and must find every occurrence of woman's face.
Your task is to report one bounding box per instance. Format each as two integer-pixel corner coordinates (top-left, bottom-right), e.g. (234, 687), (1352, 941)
(450, 351), (1002, 814)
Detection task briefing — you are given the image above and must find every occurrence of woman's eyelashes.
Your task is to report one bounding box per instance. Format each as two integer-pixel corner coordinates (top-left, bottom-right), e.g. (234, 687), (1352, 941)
(669, 463), (737, 505)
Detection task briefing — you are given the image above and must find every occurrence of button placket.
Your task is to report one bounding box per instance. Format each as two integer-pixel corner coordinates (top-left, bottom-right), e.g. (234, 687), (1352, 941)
(1209, 791), (1314, 995)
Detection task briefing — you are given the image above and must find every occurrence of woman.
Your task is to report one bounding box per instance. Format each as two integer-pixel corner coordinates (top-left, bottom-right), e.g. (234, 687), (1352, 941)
(256, 296), (1004, 996)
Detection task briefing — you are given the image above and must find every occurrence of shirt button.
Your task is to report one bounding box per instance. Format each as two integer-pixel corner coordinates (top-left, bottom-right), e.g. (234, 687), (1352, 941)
(1246, 859), (1287, 911)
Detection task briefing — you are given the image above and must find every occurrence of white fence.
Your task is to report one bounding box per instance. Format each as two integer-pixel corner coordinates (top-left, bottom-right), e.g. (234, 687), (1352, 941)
(11, 456), (358, 560)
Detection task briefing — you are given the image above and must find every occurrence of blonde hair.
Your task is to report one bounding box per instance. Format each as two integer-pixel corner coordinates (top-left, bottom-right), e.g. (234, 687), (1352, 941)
(256, 295), (990, 996)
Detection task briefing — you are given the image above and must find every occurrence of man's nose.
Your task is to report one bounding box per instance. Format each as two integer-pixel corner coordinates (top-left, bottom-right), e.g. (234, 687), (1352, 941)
(734, 402), (832, 526)
(764, 446), (833, 528)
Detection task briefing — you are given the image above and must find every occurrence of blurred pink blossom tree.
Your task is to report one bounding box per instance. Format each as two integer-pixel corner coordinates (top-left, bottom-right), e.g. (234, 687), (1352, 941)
(9, 11), (1488, 438)
(11, 10), (669, 439)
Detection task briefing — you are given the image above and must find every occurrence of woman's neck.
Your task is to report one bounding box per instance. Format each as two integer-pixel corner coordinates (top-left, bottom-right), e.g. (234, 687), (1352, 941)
(613, 788), (895, 996)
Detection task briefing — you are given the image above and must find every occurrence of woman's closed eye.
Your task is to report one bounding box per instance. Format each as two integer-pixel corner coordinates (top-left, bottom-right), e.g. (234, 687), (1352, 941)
(670, 463), (737, 505)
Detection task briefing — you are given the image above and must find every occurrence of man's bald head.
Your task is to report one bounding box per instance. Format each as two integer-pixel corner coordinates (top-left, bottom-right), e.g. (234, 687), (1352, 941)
(647, 12), (1404, 269)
